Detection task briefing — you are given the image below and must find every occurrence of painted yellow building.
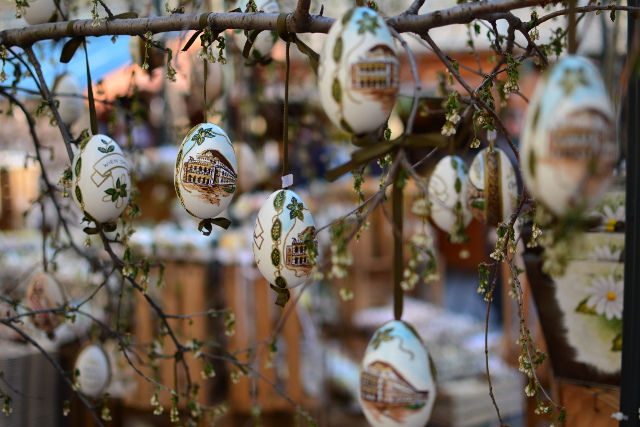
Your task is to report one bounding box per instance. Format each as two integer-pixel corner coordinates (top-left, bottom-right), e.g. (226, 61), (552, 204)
(350, 45), (399, 91)
(285, 227), (317, 269)
(182, 149), (236, 187)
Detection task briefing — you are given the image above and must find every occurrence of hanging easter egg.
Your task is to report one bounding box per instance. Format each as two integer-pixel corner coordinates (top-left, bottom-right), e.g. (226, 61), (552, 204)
(318, 7), (399, 135)
(24, 272), (67, 335)
(72, 135), (131, 224)
(466, 147), (518, 227)
(232, 0), (280, 62)
(22, 0), (67, 25)
(521, 55), (617, 217)
(174, 123), (237, 220)
(189, 56), (225, 101)
(253, 189), (318, 290)
(53, 73), (85, 126)
(74, 344), (111, 398)
(427, 155), (472, 237)
(360, 320), (436, 427)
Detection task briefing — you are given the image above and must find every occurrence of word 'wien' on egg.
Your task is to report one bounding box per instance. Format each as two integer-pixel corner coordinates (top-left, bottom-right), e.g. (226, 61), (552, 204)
(72, 134), (131, 224)
(427, 155), (472, 238)
(174, 123), (238, 220)
(467, 147), (518, 227)
(359, 320), (436, 427)
(253, 189), (318, 290)
(521, 55), (617, 217)
(74, 344), (111, 399)
(318, 6), (400, 135)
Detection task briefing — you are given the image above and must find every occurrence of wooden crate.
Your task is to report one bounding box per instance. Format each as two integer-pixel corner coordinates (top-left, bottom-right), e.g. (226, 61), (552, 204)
(124, 260), (213, 410)
(222, 263), (315, 414)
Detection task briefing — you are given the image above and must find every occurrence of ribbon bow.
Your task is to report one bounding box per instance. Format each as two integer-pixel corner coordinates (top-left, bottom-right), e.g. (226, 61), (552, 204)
(83, 221), (118, 235)
(270, 284), (291, 308)
(198, 217), (232, 236)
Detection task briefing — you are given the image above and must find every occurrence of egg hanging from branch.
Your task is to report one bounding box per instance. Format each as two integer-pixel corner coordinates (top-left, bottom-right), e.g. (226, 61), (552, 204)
(359, 320), (437, 427)
(521, 55), (617, 217)
(232, 0), (280, 62)
(74, 344), (111, 399)
(174, 123), (238, 221)
(53, 73), (85, 126)
(71, 135), (131, 224)
(427, 155), (472, 239)
(318, 6), (400, 135)
(252, 189), (318, 291)
(22, 0), (67, 25)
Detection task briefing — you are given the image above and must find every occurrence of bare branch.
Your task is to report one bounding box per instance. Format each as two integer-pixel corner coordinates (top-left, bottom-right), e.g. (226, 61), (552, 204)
(290, 0), (312, 32)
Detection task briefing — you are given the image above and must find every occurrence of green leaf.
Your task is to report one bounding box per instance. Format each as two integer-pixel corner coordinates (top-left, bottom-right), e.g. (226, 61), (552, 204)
(575, 298), (597, 315)
(275, 276), (287, 289)
(332, 78), (342, 104)
(271, 219), (282, 241)
(105, 188), (117, 196)
(296, 211), (304, 221)
(273, 191), (286, 210)
(119, 189), (127, 198)
(271, 248), (281, 267)
(290, 210), (297, 220)
(106, 145), (115, 153)
(342, 8), (355, 25)
(116, 177), (121, 188)
(98, 147), (108, 153)
(454, 177), (462, 194)
(74, 157), (82, 177)
(75, 186), (83, 204)
(529, 149), (536, 178)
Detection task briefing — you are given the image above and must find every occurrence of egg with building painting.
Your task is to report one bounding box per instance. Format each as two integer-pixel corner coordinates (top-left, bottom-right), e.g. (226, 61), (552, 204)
(318, 6), (399, 135)
(466, 147), (518, 227)
(53, 73), (85, 126)
(252, 189), (317, 290)
(174, 123), (237, 220)
(24, 272), (67, 335)
(232, 0), (280, 62)
(72, 134), (131, 224)
(427, 155), (472, 237)
(74, 344), (111, 398)
(359, 320), (436, 427)
(521, 55), (617, 217)
(23, 0), (67, 25)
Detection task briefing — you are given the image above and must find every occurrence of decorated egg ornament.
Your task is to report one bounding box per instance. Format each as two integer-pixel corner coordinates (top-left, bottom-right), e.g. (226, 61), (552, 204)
(360, 320), (436, 427)
(24, 272), (67, 335)
(74, 344), (111, 398)
(521, 55), (617, 217)
(233, 0), (280, 61)
(174, 123), (238, 221)
(467, 147), (518, 226)
(71, 135), (130, 224)
(253, 189), (317, 291)
(53, 73), (85, 126)
(22, 0), (67, 25)
(427, 155), (472, 237)
(318, 7), (400, 135)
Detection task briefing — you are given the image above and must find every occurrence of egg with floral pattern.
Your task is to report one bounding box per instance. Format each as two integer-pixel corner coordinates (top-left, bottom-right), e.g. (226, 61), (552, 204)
(174, 123), (237, 220)
(71, 134), (130, 224)
(467, 147), (518, 226)
(318, 6), (399, 135)
(253, 189), (317, 290)
(359, 320), (436, 427)
(521, 55), (617, 217)
(427, 155), (472, 237)
(74, 344), (111, 398)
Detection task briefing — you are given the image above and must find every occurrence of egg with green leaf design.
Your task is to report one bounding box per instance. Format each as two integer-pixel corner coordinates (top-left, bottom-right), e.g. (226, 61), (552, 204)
(521, 55), (617, 217)
(174, 123), (238, 221)
(359, 319), (436, 427)
(71, 134), (130, 224)
(252, 189), (318, 291)
(318, 6), (399, 135)
(232, 0), (280, 63)
(427, 155), (472, 239)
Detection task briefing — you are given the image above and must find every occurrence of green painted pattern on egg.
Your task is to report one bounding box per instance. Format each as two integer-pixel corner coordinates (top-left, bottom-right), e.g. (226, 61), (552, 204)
(332, 78), (342, 104)
(273, 190), (286, 210)
(275, 276), (287, 289)
(74, 157), (82, 177)
(271, 248), (281, 267)
(342, 8), (355, 24)
(271, 218), (282, 241)
(333, 37), (343, 62)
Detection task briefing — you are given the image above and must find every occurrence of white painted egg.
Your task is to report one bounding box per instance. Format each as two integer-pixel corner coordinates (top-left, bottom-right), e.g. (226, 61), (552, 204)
(521, 55), (617, 217)
(174, 123), (237, 219)
(232, 0), (280, 61)
(467, 147), (518, 227)
(74, 344), (111, 398)
(24, 272), (66, 334)
(23, 0), (67, 25)
(318, 7), (399, 135)
(359, 320), (436, 427)
(253, 189), (317, 289)
(427, 155), (472, 235)
(72, 134), (131, 224)
(53, 73), (85, 126)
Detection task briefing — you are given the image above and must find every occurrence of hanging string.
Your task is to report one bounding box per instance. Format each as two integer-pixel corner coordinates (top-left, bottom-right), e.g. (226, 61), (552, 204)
(282, 39), (291, 182)
(203, 60), (208, 123)
(568, 0), (578, 54)
(393, 166), (404, 320)
(82, 39), (99, 135)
